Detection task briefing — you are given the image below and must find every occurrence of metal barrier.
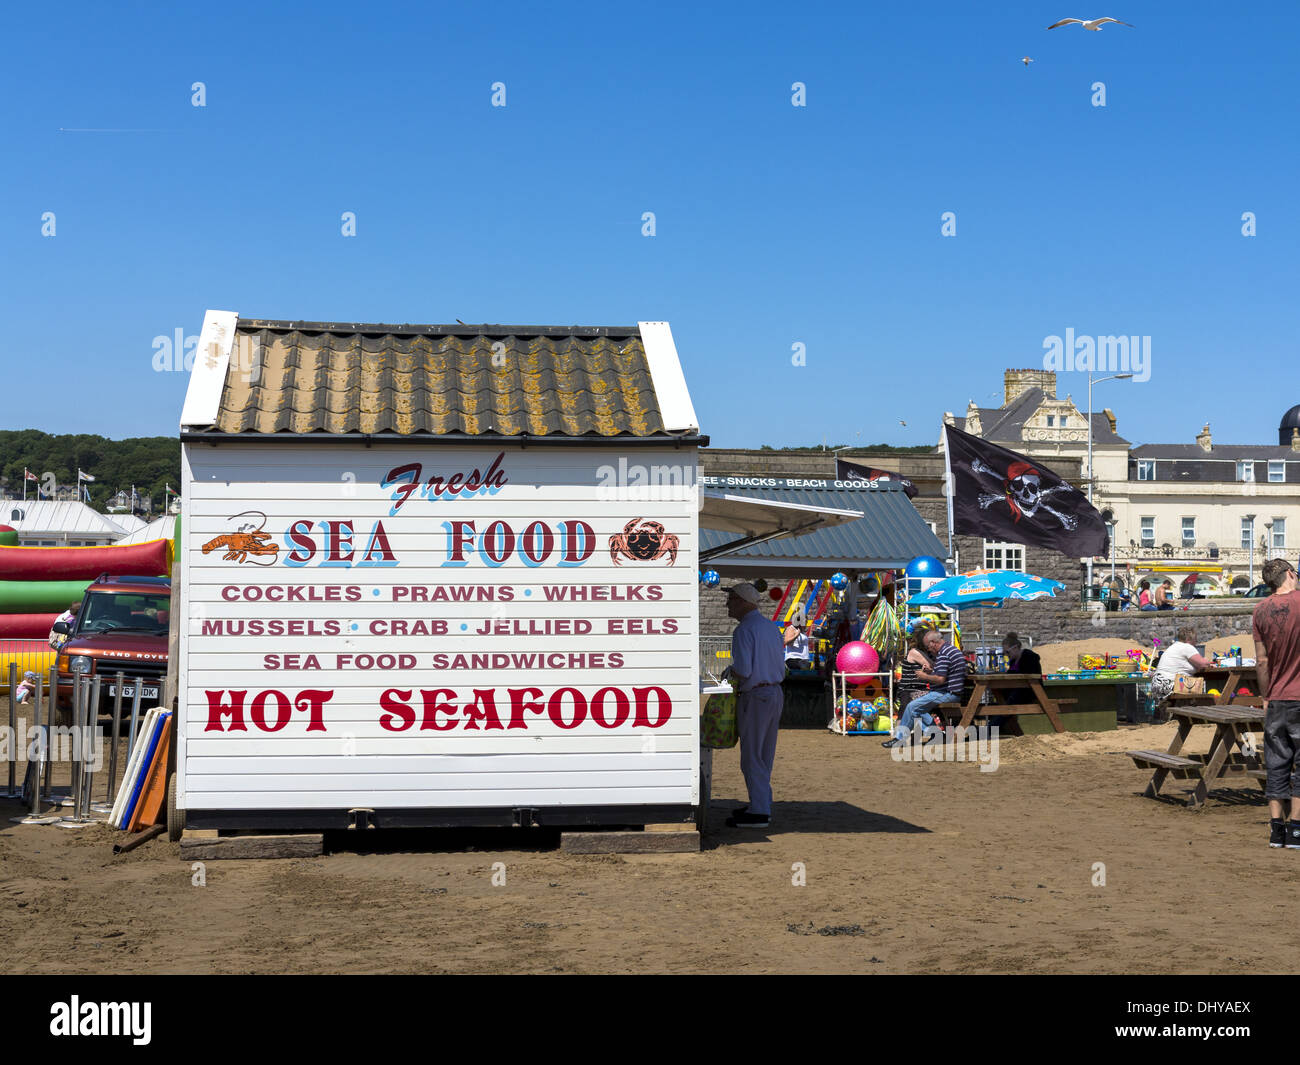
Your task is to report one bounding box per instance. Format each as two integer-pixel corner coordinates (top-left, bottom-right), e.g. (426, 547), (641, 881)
(699, 637), (732, 683)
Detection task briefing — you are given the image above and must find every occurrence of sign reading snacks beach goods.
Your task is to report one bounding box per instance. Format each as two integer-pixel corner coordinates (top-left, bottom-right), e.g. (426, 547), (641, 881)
(180, 447), (699, 811)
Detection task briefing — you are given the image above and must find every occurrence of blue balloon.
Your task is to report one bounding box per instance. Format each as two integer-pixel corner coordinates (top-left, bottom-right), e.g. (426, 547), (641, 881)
(830, 572), (849, 590)
(905, 555), (946, 579)
(701, 569), (720, 588)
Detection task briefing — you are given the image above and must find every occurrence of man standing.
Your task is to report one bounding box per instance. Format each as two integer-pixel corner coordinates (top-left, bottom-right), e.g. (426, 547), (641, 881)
(723, 583), (786, 829)
(884, 628), (966, 748)
(1253, 558), (1300, 848)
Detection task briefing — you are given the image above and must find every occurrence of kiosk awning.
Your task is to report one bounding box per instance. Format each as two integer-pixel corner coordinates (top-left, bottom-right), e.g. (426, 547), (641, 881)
(699, 490), (861, 563)
(699, 477), (947, 575)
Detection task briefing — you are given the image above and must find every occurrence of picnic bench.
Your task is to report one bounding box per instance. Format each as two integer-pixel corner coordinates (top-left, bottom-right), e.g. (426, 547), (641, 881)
(1165, 665), (1263, 709)
(952, 673), (1075, 733)
(1128, 705), (1266, 807)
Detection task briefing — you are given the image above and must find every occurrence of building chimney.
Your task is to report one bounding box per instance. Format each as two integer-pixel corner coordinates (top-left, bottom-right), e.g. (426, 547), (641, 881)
(1003, 368), (1057, 406)
(1196, 424), (1212, 452)
(1292, 427), (1300, 453)
(964, 400), (982, 437)
(1102, 408), (1117, 434)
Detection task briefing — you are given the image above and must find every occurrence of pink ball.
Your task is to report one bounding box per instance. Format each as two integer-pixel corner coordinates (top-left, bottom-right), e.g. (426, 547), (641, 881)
(836, 641), (879, 682)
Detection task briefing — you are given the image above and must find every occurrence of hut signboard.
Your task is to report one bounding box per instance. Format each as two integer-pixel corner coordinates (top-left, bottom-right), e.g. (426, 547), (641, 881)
(176, 314), (703, 829)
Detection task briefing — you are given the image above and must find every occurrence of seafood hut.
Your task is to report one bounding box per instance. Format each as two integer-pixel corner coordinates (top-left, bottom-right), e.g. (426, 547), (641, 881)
(175, 312), (709, 831)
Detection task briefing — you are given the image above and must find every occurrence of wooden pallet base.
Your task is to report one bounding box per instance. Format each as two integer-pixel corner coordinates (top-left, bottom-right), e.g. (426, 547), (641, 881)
(179, 832), (324, 860)
(561, 829), (699, 854)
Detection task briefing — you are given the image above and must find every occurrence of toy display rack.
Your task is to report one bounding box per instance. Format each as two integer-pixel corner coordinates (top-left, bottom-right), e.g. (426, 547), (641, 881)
(831, 669), (895, 737)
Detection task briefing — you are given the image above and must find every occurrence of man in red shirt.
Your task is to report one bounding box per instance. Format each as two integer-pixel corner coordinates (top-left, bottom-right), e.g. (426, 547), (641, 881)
(1252, 558), (1300, 848)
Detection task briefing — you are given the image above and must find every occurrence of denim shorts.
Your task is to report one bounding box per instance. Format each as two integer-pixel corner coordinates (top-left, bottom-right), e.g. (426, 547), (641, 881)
(1264, 701), (1300, 800)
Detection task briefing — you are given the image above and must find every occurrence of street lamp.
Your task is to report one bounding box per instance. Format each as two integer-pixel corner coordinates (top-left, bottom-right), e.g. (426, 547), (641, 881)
(1246, 513), (1257, 587)
(1086, 372), (1134, 594)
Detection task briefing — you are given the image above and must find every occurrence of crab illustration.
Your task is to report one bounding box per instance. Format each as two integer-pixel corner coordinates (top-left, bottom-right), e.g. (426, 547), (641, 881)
(609, 519), (678, 566)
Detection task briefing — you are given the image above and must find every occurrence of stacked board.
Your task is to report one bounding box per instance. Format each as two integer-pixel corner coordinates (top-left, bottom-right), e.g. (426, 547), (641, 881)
(111, 709), (172, 830)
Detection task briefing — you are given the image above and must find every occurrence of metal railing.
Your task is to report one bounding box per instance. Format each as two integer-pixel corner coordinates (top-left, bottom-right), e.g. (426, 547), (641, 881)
(699, 638), (732, 683)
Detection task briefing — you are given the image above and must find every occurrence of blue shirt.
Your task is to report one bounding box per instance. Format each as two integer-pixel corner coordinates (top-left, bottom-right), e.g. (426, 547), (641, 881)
(731, 608), (786, 691)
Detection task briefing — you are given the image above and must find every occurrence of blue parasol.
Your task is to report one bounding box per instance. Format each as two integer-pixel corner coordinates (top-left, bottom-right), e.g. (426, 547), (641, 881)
(917, 570), (1065, 609)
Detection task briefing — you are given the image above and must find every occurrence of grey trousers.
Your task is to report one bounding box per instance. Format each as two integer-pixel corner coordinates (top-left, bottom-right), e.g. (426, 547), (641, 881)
(1264, 700), (1300, 801)
(737, 684), (783, 816)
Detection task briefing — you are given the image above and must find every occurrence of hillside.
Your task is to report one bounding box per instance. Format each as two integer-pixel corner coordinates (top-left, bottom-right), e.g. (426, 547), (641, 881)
(0, 429), (180, 510)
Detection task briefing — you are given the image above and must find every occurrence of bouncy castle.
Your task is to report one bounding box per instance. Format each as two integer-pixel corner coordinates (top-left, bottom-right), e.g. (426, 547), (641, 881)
(0, 524), (172, 689)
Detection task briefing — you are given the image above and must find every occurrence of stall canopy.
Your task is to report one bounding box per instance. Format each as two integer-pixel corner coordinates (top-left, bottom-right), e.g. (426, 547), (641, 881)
(699, 477), (947, 576)
(699, 490), (861, 562)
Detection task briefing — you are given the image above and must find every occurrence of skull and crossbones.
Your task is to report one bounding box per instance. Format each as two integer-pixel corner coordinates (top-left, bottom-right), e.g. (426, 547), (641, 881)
(970, 458), (1078, 530)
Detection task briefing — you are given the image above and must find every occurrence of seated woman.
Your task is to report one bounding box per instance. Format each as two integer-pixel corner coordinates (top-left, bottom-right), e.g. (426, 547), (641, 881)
(897, 628), (934, 708)
(1150, 626), (1212, 704)
(1137, 580), (1155, 611)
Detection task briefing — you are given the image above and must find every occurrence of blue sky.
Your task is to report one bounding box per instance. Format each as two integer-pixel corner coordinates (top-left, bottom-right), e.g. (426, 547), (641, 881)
(2, 1), (1296, 450)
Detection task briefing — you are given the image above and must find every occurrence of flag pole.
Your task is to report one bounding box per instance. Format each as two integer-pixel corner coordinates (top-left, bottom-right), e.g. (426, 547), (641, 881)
(942, 425), (956, 570)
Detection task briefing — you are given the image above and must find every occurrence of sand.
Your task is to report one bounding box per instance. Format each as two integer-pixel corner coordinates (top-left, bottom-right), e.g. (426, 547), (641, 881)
(0, 723), (1288, 975)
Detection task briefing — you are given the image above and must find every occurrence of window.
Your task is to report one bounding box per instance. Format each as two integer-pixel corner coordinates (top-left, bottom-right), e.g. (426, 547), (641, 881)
(1045, 415), (1054, 427)
(1140, 518), (1155, 548)
(1237, 461), (1256, 482)
(1273, 519), (1287, 551)
(983, 541), (1025, 572)
(1269, 461), (1285, 483)
(1242, 517), (1254, 550)
(1137, 459), (1155, 481)
(1060, 416), (1068, 427)
(1182, 518), (1195, 547)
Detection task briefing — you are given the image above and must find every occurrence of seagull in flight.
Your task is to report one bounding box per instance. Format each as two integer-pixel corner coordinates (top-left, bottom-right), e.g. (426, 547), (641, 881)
(1021, 56), (1034, 65)
(1047, 17), (1133, 30)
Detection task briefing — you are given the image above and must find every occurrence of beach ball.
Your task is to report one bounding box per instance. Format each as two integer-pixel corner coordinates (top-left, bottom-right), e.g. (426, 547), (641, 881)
(700, 568), (720, 588)
(847, 699), (864, 713)
(830, 572), (849, 591)
(836, 641), (880, 682)
(872, 696), (890, 714)
(905, 555), (945, 580)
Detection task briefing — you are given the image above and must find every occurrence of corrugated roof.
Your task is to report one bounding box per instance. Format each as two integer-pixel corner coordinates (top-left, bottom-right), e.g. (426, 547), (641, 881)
(700, 481), (947, 572)
(2, 501), (128, 537)
(206, 321), (678, 439)
(115, 514), (176, 544)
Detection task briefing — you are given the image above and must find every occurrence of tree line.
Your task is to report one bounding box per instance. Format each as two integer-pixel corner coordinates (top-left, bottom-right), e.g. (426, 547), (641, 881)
(0, 429), (180, 510)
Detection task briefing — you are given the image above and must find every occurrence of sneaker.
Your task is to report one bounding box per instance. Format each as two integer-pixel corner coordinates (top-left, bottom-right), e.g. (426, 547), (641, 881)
(1270, 819), (1286, 848)
(881, 738), (901, 749)
(725, 810), (771, 828)
(1287, 823), (1300, 850)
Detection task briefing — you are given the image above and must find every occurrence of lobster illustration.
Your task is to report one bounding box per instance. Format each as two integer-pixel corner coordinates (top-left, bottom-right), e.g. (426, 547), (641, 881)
(609, 519), (678, 566)
(202, 511), (280, 565)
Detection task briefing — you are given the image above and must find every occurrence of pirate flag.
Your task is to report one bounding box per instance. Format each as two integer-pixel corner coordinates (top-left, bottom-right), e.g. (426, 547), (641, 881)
(836, 457), (918, 498)
(943, 424), (1109, 558)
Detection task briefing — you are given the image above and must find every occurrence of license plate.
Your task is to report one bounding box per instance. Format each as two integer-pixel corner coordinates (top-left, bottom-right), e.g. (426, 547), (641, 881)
(109, 685), (160, 700)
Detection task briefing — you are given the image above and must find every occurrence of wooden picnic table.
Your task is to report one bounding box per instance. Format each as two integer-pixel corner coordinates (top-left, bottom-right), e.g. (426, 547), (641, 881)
(1167, 664), (1263, 708)
(1128, 704), (1266, 807)
(952, 673), (1074, 733)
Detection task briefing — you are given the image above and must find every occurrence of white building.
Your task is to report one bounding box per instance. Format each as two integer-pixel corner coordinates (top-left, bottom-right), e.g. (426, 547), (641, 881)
(949, 372), (1300, 592)
(2, 500), (128, 546)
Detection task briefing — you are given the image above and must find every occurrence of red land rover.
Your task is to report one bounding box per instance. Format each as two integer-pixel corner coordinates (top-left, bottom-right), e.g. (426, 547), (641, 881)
(54, 574), (171, 720)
